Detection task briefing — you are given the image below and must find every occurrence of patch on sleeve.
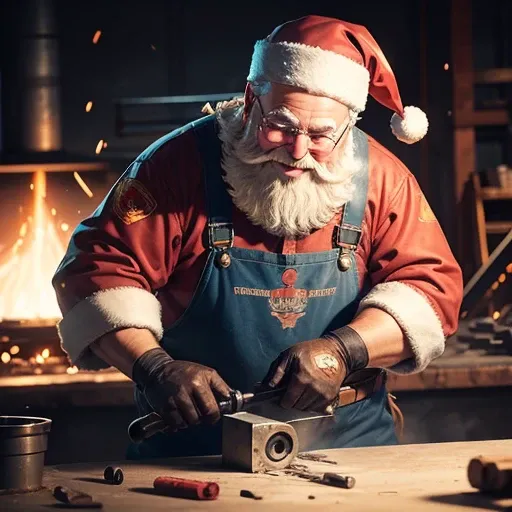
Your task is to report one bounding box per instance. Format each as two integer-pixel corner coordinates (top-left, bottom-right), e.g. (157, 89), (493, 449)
(112, 178), (157, 225)
(418, 194), (437, 223)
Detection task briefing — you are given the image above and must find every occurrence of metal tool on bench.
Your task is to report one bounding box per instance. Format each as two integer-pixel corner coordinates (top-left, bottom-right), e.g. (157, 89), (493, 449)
(128, 387), (286, 444)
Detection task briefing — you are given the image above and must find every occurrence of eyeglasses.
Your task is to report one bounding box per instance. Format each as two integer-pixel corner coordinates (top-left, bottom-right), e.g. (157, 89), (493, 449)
(256, 96), (350, 154)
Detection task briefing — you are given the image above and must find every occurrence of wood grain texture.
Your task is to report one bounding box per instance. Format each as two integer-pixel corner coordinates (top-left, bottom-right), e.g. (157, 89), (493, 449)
(1, 440), (511, 511)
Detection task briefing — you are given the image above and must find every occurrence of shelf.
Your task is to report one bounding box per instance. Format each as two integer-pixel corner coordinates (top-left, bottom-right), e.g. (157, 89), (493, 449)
(485, 221), (512, 234)
(474, 67), (512, 84)
(481, 187), (512, 200)
(454, 109), (509, 127)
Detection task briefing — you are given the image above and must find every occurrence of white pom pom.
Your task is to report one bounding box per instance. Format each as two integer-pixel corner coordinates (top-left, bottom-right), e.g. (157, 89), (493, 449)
(390, 106), (429, 144)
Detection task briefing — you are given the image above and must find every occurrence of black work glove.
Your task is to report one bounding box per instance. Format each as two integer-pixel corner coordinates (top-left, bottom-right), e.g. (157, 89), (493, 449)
(261, 326), (369, 413)
(132, 347), (232, 431)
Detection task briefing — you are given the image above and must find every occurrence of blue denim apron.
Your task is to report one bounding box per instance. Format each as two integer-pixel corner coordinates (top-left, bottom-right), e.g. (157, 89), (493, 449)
(128, 116), (397, 458)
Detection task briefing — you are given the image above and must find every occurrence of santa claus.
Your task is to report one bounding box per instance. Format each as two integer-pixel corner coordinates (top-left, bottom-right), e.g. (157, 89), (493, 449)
(53, 15), (462, 458)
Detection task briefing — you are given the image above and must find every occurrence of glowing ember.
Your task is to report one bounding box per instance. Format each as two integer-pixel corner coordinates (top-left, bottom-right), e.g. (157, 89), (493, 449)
(35, 354), (45, 364)
(0, 170), (65, 320)
(85, 101), (93, 112)
(66, 366), (79, 375)
(492, 311), (501, 320)
(30, 183), (34, 190)
(443, 63), (449, 71)
(42, 348), (50, 358)
(61, 223), (69, 232)
(92, 30), (102, 44)
(506, 262), (512, 273)
(1, 352), (11, 363)
(73, 172), (94, 198)
(498, 273), (506, 283)
(95, 139), (105, 154)
(51, 208), (57, 216)
(9, 345), (20, 355)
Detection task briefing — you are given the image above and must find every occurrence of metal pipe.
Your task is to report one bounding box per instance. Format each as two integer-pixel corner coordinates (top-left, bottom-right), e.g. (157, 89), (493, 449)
(19, 0), (62, 152)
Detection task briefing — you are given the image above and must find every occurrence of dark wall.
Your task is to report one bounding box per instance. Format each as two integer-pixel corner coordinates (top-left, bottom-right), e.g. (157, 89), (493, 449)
(1, 0), (504, 254)
(53, 0), (422, 175)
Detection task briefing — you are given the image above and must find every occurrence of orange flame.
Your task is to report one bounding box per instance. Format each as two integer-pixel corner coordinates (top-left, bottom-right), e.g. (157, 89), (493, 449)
(0, 170), (65, 320)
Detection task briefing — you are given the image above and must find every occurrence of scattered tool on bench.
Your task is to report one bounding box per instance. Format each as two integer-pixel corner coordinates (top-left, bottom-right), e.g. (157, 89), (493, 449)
(468, 456), (512, 494)
(153, 476), (220, 500)
(240, 489), (263, 500)
(53, 486), (103, 508)
(103, 466), (123, 485)
(297, 452), (338, 465)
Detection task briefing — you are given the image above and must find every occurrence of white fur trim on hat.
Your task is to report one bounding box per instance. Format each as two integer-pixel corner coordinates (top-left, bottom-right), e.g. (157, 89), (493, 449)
(390, 106), (429, 144)
(247, 39), (370, 112)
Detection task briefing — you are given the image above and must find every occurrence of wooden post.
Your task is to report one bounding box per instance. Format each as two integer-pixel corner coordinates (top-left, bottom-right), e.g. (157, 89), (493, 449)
(451, 0), (476, 279)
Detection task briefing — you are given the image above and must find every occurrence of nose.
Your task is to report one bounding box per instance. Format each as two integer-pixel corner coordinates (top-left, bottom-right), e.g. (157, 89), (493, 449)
(287, 133), (309, 160)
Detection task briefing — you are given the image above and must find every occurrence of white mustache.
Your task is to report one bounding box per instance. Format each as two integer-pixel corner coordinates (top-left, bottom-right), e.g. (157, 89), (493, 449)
(238, 145), (346, 184)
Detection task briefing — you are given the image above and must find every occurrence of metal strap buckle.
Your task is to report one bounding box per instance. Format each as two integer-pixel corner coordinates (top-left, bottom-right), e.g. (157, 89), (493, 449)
(333, 225), (361, 250)
(208, 221), (234, 250)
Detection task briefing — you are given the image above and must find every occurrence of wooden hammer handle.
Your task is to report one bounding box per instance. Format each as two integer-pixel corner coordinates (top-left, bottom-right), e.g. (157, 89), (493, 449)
(468, 456), (512, 493)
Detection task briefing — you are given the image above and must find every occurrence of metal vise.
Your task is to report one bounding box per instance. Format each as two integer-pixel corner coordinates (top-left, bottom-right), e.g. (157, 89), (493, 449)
(222, 412), (299, 473)
(222, 407), (335, 473)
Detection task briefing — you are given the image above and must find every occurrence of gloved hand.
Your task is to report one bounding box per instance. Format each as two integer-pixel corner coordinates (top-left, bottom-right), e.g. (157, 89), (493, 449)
(132, 347), (232, 431)
(261, 338), (348, 413)
(261, 326), (370, 413)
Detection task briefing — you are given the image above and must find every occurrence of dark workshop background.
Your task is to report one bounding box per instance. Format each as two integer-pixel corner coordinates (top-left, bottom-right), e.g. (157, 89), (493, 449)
(0, 0), (511, 465)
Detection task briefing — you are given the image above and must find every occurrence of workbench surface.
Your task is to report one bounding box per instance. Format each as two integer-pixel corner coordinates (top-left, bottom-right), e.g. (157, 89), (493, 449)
(2, 440), (511, 511)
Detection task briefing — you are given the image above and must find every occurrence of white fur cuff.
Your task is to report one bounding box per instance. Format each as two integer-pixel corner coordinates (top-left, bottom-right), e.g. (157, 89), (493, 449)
(357, 282), (445, 374)
(247, 40), (370, 112)
(57, 287), (164, 370)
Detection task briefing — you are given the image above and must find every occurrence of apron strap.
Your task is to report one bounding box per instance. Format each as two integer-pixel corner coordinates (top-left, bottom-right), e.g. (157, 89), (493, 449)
(333, 128), (369, 270)
(193, 116), (234, 251)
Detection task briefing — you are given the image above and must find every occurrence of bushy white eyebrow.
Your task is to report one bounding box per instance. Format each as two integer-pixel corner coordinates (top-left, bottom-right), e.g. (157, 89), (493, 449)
(266, 106), (338, 133)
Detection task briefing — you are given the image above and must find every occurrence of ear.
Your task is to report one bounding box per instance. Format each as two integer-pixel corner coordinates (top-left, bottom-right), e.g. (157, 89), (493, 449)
(243, 83), (256, 123)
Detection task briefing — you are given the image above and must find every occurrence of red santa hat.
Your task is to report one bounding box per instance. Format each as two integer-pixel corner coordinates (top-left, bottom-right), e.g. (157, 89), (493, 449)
(247, 15), (428, 144)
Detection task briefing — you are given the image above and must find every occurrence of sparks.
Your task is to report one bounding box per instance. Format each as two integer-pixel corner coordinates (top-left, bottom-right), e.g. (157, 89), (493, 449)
(95, 139), (104, 154)
(61, 223), (69, 232)
(92, 30), (102, 44)
(73, 172), (94, 198)
(85, 101), (93, 112)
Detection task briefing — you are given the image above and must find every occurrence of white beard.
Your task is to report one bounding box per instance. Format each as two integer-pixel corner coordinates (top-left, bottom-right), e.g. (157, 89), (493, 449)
(216, 102), (362, 239)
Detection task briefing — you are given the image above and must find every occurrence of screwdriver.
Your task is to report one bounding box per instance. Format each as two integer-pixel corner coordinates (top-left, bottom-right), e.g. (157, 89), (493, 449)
(128, 387), (284, 443)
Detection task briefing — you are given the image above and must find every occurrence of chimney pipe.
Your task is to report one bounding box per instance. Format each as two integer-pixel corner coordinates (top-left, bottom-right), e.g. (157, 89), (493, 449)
(1, 0), (62, 155)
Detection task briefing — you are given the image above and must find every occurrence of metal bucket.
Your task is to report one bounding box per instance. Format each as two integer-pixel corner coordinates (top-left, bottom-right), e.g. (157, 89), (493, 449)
(0, 416), (52, 494)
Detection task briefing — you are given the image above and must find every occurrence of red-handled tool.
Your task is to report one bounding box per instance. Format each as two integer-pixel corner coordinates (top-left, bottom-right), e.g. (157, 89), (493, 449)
(153, 476), (220, 500)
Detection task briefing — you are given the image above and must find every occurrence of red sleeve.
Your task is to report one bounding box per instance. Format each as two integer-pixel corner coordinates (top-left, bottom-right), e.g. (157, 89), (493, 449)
(52, 131), (202, 369)
(357, 141), (463, 373)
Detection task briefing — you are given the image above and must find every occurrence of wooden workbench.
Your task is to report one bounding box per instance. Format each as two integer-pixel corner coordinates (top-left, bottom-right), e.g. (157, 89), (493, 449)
(1, 440), (511, 511)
